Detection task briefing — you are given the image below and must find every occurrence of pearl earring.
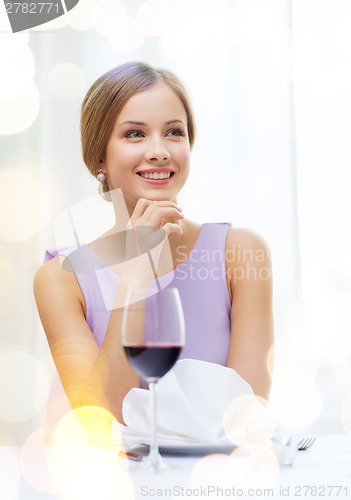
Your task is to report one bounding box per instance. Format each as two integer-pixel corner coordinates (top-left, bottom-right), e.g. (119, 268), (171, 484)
(97, 168), (106, 183)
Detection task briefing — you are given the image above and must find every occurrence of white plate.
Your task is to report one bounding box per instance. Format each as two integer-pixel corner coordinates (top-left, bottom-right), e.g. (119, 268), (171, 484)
(157, 442), (236, 456)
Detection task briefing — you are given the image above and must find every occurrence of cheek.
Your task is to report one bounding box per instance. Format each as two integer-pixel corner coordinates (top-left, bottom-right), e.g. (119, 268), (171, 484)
(175, 147), (190, 171)
(106, 144), (141, 170)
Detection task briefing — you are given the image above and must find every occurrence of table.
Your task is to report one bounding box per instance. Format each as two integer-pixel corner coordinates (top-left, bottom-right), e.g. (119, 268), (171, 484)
(1, 434), (350, 499)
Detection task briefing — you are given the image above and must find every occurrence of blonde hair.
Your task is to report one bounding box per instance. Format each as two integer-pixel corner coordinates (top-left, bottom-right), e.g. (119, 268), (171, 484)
(81, 61), (196, 197)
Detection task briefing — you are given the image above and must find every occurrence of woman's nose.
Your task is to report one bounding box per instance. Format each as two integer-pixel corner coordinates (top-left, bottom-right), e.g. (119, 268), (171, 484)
(144, 139), (171, 163)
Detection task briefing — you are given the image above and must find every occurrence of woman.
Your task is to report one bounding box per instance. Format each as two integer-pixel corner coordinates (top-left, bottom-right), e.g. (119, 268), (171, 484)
(34, 62), (273, 424)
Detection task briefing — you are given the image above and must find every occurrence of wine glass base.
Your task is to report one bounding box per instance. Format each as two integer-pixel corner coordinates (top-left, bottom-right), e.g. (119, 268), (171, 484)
(143, 449), (168, 473)
(144, 459), (167, 473)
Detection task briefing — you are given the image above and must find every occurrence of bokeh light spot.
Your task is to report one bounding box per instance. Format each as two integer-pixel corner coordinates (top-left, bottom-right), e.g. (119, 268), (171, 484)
(228, 445), (280, 490)
(267, 337), (319, 381)
(20, 427), (59, 495)
(0, 254), (15, 301)
(163, 10), (222, 59)
(53, 443), (133, 499)
(0, 349), (51, 422)
(92, 0), (127, 35)
(107, 16), (145, 53)
(0, 157), (63, 242)
(32, 10), (69, 30)
(48, 63), (86, 101)
(52, 407), (133, 499)
(221, 6), (281, 48)
(0, 448), (20, 500)
(191, 446), (279, 492)
(137, 0), (174, 37)
(0, 33), (29, 53)
(0, 4), (11, 31)
(191, 453), (235, 490)
(52, 406), (117, 448)
(269, 375), (322, 429)
(0, 82), (39, 135)
(0, 245), (15, 270)
(223, 394), (276, 448)
(0, 44), (34, 99)
(67, 0), (96, 31)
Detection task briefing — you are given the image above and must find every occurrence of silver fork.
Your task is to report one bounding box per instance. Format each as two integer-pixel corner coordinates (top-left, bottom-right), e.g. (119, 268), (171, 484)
(298, 436), (317, 451)
(272, 435), (317, 465)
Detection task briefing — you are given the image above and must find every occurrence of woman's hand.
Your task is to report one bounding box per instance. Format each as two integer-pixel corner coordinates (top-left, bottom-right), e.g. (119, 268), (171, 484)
(127, 198), (184, 236)
(115, 198), (184, 293)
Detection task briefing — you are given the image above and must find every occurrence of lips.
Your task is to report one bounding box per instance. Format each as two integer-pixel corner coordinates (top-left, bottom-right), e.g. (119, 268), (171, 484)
(137, 171), (173, 179)
(136, 169), (175, 183)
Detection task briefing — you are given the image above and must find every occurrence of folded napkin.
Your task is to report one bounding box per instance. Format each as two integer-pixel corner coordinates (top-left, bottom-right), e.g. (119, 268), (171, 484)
(112, 359), (253, 448)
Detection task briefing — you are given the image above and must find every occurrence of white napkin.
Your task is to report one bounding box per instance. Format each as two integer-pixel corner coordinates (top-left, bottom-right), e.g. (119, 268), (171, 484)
(112, 359), (253, 448)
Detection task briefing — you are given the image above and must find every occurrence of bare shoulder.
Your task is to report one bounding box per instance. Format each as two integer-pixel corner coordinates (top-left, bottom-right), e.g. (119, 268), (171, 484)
(34, 256), (85, 313)
(34, 256), (74, 288)
(226, 227), (271, 257)
(225, 228), (272, 298)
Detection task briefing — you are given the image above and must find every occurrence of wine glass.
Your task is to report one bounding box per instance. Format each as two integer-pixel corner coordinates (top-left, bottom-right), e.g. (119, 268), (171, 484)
(121, 287), (185, 472)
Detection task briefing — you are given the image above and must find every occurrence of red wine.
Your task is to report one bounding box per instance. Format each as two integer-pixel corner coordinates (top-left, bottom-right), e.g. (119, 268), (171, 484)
(124, 344), (182, 381)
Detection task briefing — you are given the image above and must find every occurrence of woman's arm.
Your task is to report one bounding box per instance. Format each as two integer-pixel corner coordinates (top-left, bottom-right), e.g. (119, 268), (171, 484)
(225, 228), (274, 401)
(34, 256), (139, 423)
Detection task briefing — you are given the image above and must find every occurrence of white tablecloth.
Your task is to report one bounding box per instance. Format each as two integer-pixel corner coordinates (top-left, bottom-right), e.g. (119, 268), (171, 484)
(1, 434), (351, 499)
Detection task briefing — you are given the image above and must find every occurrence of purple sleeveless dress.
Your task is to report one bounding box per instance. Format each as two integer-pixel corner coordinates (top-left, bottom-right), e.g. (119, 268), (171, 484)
(45, 223), (232, 388)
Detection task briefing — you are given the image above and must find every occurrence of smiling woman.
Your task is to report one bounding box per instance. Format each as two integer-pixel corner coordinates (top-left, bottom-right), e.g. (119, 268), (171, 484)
(80, 62), (195, 203)
(34, 61), (274, 425)
(100, 81), (191, 213)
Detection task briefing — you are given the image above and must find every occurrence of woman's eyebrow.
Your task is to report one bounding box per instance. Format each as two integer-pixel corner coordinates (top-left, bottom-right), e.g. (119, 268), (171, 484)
(165, 119), (186, 125)
(118, 120), (146, 128)
(118, 119), (186, 128)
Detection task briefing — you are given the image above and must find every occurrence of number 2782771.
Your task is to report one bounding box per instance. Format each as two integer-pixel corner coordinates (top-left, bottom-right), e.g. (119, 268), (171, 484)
(5, 3), (60, 14)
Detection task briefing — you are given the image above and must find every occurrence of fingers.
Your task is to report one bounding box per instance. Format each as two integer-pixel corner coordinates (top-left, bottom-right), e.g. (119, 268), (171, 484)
(132, 198), (178, 218)
(162, 222), (183, 236)
(130, 199), (184, 229)
(145, 206), (184, 227)
(131, 198), (152, 220)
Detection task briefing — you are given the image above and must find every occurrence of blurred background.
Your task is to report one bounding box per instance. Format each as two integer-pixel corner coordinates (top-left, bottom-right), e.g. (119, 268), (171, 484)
(1, 0), (351, 445)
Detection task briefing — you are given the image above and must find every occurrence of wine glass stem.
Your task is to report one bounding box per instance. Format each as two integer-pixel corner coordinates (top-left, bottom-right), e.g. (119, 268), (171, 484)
(148, 380), (161, 467)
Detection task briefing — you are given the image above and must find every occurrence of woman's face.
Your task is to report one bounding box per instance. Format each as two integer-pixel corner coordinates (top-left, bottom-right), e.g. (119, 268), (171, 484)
(102, 81), (191, 212)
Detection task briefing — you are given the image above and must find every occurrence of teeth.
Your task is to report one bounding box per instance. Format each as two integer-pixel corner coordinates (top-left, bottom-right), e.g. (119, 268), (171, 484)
(139, 172), (171, 179)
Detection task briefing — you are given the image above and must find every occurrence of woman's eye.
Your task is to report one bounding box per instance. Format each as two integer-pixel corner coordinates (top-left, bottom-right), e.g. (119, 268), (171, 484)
(167, 128), (185, 137)
(126, 130), (144, 139)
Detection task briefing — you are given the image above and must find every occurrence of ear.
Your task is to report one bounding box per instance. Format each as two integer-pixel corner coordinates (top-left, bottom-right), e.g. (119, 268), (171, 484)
(98, 159), (105, 172)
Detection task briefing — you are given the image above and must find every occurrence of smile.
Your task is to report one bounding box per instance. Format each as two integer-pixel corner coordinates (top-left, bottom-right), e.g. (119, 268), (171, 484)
(137, 171), (173, 179)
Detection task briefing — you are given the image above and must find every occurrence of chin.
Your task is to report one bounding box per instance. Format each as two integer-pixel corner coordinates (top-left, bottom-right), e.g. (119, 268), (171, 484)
(142, 191), (177, 202)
